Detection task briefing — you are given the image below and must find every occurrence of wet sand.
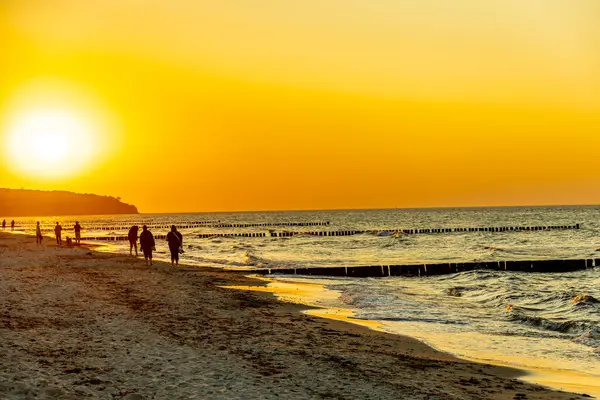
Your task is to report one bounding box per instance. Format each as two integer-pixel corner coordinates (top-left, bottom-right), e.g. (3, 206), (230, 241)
(0, 232), (592, 399)
(230, 278), (600, 398)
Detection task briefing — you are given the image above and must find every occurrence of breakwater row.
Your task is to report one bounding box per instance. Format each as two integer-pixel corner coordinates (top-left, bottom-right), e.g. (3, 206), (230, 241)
(81, 220), (329, 229)
(15, 221), (220, 230)
(17, 220), (331, 231)
(13, 222), (579, 236)
(78, 223), (581, 241)
(211, 222), (330, 228)
(80, 232), (269, 240)
(37, 224), (215, 233)
(248, 258), (597, 277)
(269, 224), (580, 237)
(77, 223), (217, 231)
(79, 234), (170, 241)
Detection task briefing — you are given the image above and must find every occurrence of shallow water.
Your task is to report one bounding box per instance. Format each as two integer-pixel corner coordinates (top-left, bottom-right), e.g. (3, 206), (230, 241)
(11, 206), (600, 391)
(273, 269), (600, 385)
(14, 206), (600, 268)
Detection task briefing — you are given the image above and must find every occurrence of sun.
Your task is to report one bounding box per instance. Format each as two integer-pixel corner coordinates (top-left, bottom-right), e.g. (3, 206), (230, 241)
(1, 79), (118, 182)
(4, 108), (99, 180)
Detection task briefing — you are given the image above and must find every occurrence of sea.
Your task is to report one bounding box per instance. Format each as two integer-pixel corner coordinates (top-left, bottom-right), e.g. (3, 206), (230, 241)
(12, 206), (600, 392)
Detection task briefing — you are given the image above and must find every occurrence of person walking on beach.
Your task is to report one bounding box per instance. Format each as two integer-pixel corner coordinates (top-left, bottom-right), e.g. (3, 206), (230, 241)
(74, 221), (82, 245)
(166, 225), (183, 266)
(139, 225), (155, 266)
(2, 219), (5, 230)
(10, 220), (15, 231)
(54, 222), (63, 246)
(128, 225), (139, 256)
(35, 222), (43, 245)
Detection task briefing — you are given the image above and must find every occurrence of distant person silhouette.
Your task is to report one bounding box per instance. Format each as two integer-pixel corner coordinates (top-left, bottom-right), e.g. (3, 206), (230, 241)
(2, 219), (5, 230)
(10, 220), (15, 231)
(74, 221), (82, 245)
(128, 225), (139, 256)
(36, 222), (43, 245)
(54, 222), (63, 246)
(139, 225), (155, 266)
(166, 225), (183, 266)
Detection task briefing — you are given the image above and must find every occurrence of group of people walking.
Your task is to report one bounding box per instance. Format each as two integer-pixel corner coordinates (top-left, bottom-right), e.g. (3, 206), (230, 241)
(6, 219), (184, 266)
(35, 221), (82, 246)
(128, 225), (183, 266)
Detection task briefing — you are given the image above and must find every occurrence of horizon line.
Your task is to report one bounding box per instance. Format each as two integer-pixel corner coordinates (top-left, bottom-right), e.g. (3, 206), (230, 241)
(140, 203), (600, 215)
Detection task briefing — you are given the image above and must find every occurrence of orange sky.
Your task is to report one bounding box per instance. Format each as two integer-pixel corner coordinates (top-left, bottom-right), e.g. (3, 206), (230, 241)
(1, 1), (600, 212)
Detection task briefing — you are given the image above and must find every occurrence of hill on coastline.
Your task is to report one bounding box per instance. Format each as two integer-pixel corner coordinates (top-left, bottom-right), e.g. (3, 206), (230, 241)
(0, 188), (138, 217)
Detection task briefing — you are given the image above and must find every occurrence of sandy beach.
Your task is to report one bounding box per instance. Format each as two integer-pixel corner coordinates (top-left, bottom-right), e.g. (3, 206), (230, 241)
(0, 232), (592, 400)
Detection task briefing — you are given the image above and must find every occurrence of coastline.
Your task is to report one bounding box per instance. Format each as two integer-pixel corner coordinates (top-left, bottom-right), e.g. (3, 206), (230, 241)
(238, 276), (600, 398)
(0, 232), (593, 399)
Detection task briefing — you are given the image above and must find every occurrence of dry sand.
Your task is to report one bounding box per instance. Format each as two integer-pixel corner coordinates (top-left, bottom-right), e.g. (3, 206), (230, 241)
(0, 232), (592, 399)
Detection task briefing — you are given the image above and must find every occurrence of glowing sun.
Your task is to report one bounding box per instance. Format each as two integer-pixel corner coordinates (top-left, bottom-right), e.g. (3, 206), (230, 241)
(4, 109), (99, 180)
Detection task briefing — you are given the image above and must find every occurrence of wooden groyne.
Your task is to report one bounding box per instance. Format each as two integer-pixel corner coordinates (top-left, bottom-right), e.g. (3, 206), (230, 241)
(24, 221), (331, 231)
(18, 222), (580, 236)
(82, 221), (330, 230)
(248, 258), (597, 277)
(269, 224), (580, 237)
(15, 221), (220, 231)
(80, 232), (269, 241)
(203, 223), (580, 238)
(82, 223), (218, 231)
(78, 223), (581, 241)
(211, 222), (330, 228)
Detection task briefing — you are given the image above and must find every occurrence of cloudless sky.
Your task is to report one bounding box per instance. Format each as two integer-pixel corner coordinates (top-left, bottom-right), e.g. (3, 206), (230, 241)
(1, 1), (600, 212)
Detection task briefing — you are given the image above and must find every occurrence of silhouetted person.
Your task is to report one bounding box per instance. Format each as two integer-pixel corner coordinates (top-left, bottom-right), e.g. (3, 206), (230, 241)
(74, 221), (82, 245)
(166, 225), (183, 266)
(2, 219), (5, 230)
(128, 225), (139, 256)
(35, 222), (43, 245)
(10, 220), (15, 231)
(54, 222), (63, 246)
(139, 225), (155, 266)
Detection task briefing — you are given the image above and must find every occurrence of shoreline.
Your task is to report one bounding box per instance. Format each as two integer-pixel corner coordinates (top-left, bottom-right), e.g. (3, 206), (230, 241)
(1, 232), (594, 399)
(234, 276), (600, 398)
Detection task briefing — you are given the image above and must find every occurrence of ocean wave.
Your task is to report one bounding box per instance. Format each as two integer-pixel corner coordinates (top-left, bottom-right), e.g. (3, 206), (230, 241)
(437, 269), (498, 280)
(446, 287), (462, 297)
(487, 246), (539, 256)
(513, 292), (600, 310)
(446, 287), (464, 297)
(166, 254), (242, 267)
(375, 316), (469, 325)
(238, 251), (302, 269)
(232, 244), (254, 250)
(379, 239), (411, 248)
(243, 251), (263, 266)
(339, 292), (359, 306)
(572, 328), (600, 351)
(571, 294), (599, 306)
(505, 310), (597, 338)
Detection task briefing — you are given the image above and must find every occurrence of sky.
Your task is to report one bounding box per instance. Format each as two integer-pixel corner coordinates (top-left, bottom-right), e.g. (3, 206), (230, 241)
(1, 1), (600, 213)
